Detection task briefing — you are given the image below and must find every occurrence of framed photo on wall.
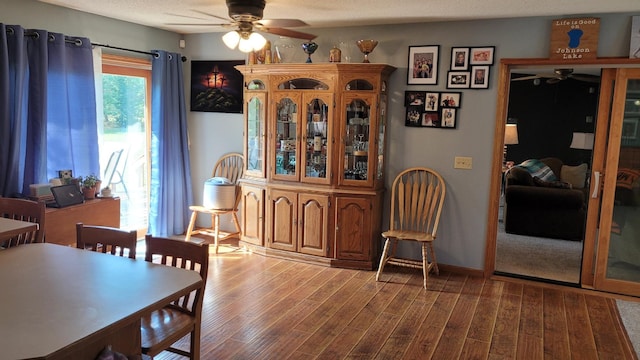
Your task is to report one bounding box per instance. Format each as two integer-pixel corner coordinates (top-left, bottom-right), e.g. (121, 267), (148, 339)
(404, 90), (461, 129)
(441, 108), (457, 128)
(470, 46), (495, 65)
(447, 71), (470, 89)
(407, 45), (440, 85)
(450, 47), (470, 70)
(441, 92), (461, 107)
(470, 65), (490, 89)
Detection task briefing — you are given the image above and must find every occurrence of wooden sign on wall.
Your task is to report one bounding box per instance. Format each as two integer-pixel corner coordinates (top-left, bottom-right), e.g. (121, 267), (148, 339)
(550, 17), (600, 61)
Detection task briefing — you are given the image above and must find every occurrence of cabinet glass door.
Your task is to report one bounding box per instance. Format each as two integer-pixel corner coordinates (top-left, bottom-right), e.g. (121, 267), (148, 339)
(377, 94), (388, 180)
(245, 94), (265, 177)
(341, 95), (375, 186)
(273, 94), (299, 180)
(302, 94), (332, 184)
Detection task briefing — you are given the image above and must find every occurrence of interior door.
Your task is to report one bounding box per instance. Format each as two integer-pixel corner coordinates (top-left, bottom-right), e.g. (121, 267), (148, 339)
(591, 68), (640, 296)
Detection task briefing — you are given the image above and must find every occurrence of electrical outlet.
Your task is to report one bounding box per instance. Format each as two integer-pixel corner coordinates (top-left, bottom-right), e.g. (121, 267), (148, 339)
(454, 156), (473, 169)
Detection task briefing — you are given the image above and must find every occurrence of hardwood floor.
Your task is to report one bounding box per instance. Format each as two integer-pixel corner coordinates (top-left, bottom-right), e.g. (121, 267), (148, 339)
(155, 244), (637, 360)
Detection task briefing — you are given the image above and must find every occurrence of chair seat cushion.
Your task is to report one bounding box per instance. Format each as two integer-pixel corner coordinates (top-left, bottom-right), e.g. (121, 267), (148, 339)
(141, 306), (195, 354)
(382, 229), (435, 242)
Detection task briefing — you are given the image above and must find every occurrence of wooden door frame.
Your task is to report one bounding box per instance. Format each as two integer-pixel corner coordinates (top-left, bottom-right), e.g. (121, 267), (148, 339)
(483, 57), (640, 283)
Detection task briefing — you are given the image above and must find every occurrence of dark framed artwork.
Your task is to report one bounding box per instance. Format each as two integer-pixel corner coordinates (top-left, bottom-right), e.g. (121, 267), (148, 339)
(447, 71), (470, 89)
(470, 46), (495, 65)
(450, 47), (470, 70)
(470, 65), (490, 89)
(404, 90), (461, 129)
(407, 45), (440, 85)
(190, 60), (244, 113)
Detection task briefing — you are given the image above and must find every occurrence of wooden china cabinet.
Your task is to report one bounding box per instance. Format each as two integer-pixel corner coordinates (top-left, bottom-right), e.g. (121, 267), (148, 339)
(237, 63), (395, 270)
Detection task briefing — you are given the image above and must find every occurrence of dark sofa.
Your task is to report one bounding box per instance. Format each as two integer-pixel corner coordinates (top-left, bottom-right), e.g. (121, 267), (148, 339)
(504, 157), (586, 241)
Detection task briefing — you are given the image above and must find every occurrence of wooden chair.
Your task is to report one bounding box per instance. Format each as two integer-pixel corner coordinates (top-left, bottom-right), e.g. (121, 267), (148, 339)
(376, 168), (446, 289)
(0, 197), (45, 248)
(141, 235), (209, 360)
(185, 153), (244, 253)
(75, 223), (137, 259)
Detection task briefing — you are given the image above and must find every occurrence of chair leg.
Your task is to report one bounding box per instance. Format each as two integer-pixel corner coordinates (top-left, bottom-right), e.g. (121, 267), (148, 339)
(421, 243), (429, 289)
(428, 242), (439, 275)
(185, 211), (198, 242)
(191, 326), (200, 360)
(376, 238), (391, 282)
(213, 214), (220, 254)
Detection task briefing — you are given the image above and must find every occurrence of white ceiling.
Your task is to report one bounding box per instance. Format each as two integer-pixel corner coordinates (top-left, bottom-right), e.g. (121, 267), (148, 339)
(38, 0), (639, 35)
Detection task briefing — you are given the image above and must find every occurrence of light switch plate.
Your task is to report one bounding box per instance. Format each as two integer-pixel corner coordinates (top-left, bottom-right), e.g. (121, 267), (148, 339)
(454, 156), (472, 169)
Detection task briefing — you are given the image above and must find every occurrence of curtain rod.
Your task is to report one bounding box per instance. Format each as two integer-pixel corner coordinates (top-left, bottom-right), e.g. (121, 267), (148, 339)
(8, 29), (187, 62)
(92, 43), (187, 62)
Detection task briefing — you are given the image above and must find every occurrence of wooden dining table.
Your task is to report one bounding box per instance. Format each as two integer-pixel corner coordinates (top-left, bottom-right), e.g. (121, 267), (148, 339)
(0, 217), (38, 244)
(0, 242), (203, 359)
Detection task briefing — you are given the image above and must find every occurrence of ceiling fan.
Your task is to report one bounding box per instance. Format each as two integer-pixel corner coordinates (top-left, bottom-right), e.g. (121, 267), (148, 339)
(167, 0), (316, 52)
(511, 68), (600, 84)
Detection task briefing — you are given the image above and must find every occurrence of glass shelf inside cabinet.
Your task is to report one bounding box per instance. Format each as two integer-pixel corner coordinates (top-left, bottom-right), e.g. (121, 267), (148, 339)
(344, 99), (370, 180)
(305, 98), (329, 178)
(275, 98), (297, 175)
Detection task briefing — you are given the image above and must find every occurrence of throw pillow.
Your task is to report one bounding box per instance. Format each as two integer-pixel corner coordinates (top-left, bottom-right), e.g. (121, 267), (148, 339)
(533, 176), (573, 189)
(516, 159), (557, 182)
(561, 163), (588, 189)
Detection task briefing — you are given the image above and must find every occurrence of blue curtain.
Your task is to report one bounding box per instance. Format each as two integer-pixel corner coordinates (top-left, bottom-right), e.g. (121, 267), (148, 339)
(0, 24), (98, 197)
(148, 51), (193, 236)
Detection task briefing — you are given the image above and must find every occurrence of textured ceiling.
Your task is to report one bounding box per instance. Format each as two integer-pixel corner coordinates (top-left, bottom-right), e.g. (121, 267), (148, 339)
(38, 0), (639, 35)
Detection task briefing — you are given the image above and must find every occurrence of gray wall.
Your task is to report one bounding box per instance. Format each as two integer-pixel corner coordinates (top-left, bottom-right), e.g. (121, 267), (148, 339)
(2, 0), (638, 270)
(183, 14), (637, 270)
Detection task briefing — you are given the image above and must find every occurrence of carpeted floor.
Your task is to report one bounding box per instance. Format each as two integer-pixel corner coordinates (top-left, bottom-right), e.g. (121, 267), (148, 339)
(495, 218), (583, 283)
(617, 299), (640, 357)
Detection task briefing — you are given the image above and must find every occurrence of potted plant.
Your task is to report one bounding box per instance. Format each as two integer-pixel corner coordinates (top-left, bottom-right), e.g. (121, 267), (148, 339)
(79, 174), (100, 199)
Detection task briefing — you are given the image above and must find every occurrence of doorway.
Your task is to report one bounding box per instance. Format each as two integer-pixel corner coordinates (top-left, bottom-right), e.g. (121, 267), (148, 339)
(485, 59), (640, 297)
(496, 66), (599, 284)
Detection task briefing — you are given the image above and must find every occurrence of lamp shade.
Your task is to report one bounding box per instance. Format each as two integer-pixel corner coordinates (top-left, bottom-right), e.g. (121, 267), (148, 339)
(504, 124), (519, 145)
(222, 31), (241, 49)
(570, 132), (594, 150)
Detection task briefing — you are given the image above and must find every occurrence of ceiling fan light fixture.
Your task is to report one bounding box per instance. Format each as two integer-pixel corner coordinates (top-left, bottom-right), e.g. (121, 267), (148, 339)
(248, 31), (267, 49)
(237, 31), (266, 53)
(222, 30), (240, 49)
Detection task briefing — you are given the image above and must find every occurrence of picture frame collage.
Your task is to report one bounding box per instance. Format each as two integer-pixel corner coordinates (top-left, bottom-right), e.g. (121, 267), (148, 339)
(448, 46), (495, 89)
(405, 90), (461, 129)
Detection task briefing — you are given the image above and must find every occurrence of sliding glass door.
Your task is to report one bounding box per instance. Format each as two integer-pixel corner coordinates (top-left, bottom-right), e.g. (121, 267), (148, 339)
(590, 68), (640, 296)
(101, 55), (151, 237)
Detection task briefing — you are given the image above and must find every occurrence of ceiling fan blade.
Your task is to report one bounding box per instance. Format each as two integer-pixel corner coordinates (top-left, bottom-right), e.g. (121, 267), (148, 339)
(546, 78), (561, 84)
(511, 75), (541, 81)
(191, 9), (232, 23)
(571, 74), (601, 83)
(165, 23), (227, 26)
(165, 13), (210, 21)
(256, 19), (309, 28)
(256, 26), (317, 40)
